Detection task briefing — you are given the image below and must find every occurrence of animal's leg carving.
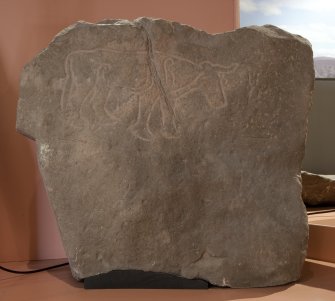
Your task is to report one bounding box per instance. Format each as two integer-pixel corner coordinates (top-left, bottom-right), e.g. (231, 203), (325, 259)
(164, 58), (176, 88)
(90, 65), (119, 129)
(159, 97), (179, 139)
(129, 94), (155, 141)
(103, 89), (121, 122)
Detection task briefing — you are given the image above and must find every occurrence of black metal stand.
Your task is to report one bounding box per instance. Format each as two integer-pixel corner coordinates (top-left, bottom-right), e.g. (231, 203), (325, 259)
(84, 270), (209, 289)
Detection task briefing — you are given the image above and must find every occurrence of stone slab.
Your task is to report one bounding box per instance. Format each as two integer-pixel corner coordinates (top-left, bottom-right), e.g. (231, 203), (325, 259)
(16, 18), (314, 288)
(302, 171), (335, 206)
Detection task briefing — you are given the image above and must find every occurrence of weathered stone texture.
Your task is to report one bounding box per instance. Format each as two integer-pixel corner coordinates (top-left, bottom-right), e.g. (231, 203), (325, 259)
(16, 18), (314, 287)
(302, 171), (335, 206)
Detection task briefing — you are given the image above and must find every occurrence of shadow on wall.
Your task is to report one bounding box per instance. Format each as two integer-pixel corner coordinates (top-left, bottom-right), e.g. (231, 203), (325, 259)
(0, 51), (39, 261)
(0, 48), (65, 261)
(0, 0), (82, 262)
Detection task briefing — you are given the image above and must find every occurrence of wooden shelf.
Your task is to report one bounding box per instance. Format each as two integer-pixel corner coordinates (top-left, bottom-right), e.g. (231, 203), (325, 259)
(307, 207), (335, 263)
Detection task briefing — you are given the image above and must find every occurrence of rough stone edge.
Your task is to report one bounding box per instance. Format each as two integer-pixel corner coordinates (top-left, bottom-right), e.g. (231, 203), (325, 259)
(16, 17), (314, 140)
(15, 17), (314, 288)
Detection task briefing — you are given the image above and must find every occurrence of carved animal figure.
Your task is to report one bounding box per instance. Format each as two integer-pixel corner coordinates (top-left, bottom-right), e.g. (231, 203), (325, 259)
(60, 48), (237, 141)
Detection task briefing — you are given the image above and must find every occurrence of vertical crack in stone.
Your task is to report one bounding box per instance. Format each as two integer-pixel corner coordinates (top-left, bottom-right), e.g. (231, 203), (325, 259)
(137, 22), (177, 120)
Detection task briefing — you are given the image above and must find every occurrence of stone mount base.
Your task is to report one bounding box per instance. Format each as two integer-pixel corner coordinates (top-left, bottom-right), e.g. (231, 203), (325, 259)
(83, 270), (209, 289)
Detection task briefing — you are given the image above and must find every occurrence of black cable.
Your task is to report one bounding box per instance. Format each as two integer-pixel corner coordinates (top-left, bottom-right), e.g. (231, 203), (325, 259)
(0, 262), (69, 274)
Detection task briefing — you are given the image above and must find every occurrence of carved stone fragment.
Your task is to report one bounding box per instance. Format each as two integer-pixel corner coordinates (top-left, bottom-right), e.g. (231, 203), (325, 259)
(16, 18), (314, 288)
(302, 171), (335, 206)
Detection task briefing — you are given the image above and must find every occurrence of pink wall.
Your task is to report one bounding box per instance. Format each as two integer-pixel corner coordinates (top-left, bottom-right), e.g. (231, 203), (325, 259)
(0, 0), (239, 261)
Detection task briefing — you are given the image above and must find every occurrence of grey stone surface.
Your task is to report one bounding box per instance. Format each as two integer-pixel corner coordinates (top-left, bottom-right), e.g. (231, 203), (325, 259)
(302, 171), (335, 206)
(16, 18), (314, 288)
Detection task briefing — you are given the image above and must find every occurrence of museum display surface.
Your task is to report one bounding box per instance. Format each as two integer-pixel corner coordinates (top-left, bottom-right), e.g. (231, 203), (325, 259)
(16, 18), (314, 288)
